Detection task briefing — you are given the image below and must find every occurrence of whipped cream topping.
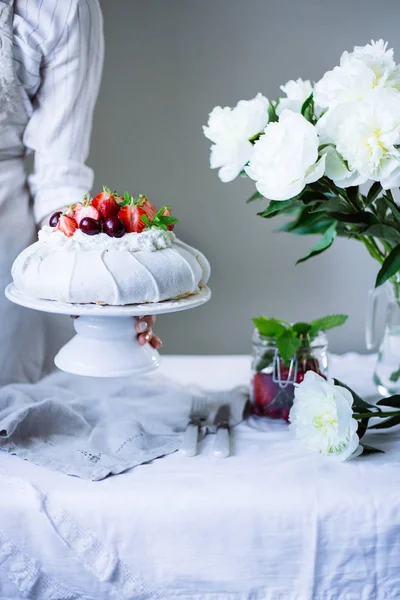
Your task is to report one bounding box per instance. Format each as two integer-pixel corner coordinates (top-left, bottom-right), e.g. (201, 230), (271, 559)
(38, 226), (175, 253)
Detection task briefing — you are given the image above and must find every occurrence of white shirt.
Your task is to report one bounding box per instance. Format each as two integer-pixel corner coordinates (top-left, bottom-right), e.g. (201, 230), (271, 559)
(12, 0), (104, 223)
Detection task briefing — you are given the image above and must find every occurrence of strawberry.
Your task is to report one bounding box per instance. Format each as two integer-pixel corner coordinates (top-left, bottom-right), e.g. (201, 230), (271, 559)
(74, 201), (99, 225)
(139, 195), (157, 220)
(56, 215), (77, 237)
(252, 373), (278, 409)
(161, 207), (175, 231)
(92, 187), (120, 219)
(118, 204), (146, 233)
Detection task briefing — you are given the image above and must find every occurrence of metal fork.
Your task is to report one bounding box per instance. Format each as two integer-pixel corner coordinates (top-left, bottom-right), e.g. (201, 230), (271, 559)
(180, 397), (208, 457)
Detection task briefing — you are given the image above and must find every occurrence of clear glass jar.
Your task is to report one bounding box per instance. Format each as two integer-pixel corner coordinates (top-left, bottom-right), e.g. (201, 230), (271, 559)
(250, 329), (329, 421)
(366, 279), (400, 395)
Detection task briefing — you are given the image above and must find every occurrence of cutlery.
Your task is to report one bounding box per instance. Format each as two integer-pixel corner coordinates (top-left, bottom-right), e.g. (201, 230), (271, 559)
(180, 397), (208, 457)
(213, 403), (230, 458)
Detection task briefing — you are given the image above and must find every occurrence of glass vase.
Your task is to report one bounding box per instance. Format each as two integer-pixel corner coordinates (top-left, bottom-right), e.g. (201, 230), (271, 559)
(366, 279), (400, 396)
(250, 329), (328, 421)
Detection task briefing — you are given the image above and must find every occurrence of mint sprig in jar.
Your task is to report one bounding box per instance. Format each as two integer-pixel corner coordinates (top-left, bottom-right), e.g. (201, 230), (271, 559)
(251, 314), (348, 421)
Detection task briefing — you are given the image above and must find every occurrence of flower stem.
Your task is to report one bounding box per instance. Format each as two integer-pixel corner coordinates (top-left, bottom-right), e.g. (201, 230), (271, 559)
(353, 410), (400, 420)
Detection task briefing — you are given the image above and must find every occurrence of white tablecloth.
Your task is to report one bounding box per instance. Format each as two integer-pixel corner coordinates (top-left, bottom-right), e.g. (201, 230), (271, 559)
(1, 353), (400, 600)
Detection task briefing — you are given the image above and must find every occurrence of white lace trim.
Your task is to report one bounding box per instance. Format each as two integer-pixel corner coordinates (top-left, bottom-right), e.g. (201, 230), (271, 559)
(0, 467), (171, 599)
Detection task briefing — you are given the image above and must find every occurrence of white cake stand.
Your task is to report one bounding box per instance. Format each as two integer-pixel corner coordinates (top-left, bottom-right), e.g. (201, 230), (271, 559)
(5, 284), (211, 378)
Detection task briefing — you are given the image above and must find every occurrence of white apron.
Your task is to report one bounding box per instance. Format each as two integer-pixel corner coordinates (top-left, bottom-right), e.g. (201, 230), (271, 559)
(0, 0), (45, 385)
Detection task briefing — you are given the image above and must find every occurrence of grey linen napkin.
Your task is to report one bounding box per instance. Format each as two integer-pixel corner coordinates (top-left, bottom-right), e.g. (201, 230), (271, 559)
(0, 371), (247, 480)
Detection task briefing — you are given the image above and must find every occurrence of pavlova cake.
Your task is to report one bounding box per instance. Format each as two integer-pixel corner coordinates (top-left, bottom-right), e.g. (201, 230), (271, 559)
(12, 188), (210, 305)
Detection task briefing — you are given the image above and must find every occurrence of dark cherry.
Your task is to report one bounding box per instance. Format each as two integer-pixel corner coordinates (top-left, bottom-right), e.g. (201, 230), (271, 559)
(49, 211), (62, 227)
(79, 217), (101, 236)
(103, 216), (125, 238)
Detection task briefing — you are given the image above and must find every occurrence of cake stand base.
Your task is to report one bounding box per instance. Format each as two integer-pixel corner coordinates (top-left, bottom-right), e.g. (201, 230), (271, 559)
(54, 316), (160, 377)
(5, 284), (211, 378)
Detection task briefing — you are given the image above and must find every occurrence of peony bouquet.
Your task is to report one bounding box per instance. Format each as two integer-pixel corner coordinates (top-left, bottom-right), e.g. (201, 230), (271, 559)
(203, 40), (400, 297)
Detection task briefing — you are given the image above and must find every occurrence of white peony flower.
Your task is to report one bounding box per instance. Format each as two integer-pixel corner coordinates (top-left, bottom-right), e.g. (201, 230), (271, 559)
(245, 110), (326, 201)
(203, 93), (269, 182)
(276, 78), (313, 115)
(289, 371), (361, 461)
(342, 39), (400, 91)
(316, 104), (368, 187)
(330, 89), (400, 187)
(314, 39), (400, 109)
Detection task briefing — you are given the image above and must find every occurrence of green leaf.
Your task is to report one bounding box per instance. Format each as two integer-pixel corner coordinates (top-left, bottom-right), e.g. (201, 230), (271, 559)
(300, 94), (314, 122)
(267, 102), (279, 123)
(390, 368), (400, 383)
(376, 394), (400, 408)
(252, 317), (287, 338)
(333, 378), (374, 412)
(357, 419), (369, 440)
(375, 243), (400, 287)
(279, 212), (336, 236)
(363, 224), (400, 245)
(375, 196), (388, 222)
(328, 211), (379, 226)
(346, 186), (362, 208)
(309, 314), (348, 336)
(296, 222), (337, 264)
(382, 193), (400, 223)
(291, 322), (312, 336)
(370, 415), (400, 429)
(140, 214), (151, 226)
(258, 199), (297, 219)
(361, 444), (385, 455)
(246, 191), (264, 204)
(277, 331), (302, 362)
(366, 182), (382, 206)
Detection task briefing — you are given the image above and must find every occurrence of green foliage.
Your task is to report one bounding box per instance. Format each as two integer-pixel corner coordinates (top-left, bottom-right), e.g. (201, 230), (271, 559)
(375, 244), (400, 287)
(141, 206), (179, 231)
(246, 191), (263, 204)
(296, 222), (337, 264)
(253, 314), (347, 362)
(300, 94), (315, 123)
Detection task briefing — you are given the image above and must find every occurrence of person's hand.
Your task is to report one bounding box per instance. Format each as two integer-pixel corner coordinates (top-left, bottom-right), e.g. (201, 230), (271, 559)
(135, 316), (162, 349)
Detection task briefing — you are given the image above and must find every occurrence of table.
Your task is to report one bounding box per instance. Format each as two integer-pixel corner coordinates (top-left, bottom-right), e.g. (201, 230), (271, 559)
(0, 354), (400, 600)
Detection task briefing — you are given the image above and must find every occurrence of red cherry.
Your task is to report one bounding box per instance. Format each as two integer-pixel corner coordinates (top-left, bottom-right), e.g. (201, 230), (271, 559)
(104, 216), (125, 238)
(49, 211), (62, 227)
(79, 217), (101, 236)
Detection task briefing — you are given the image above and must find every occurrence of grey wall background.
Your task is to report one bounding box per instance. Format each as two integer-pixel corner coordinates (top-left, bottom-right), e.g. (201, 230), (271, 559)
(87, 0), (400, 355)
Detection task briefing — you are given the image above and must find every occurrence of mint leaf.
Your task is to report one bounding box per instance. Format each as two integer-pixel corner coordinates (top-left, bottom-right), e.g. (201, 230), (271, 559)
(296, 222), (337, 264)
(277, 331), (302, 362)
(309, 314), (348, 336)
(252, 317), (287, 338)
(140, 214), (150, 227)
(375, 243), (400, 287)
(291, 322), (312, 336)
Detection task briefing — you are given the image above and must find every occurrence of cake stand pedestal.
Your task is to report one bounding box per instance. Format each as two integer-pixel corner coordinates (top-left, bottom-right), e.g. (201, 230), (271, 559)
(5, 284), (211, 378)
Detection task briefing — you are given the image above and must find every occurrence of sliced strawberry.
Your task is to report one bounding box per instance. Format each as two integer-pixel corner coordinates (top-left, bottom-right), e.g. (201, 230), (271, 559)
(99, 197), (119, 220)
(92, 187), (120, 219)
(118, 204), (146, 233)
(74, 204), (99, 225)
(56, 215), (77, 237)
(139, 195), (157, 220)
